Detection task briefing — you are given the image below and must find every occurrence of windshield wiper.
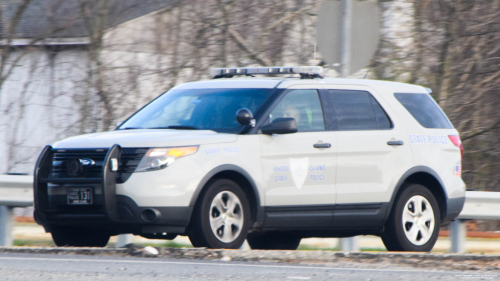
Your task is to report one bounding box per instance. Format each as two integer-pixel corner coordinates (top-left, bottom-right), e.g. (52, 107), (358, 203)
(150, 125), (199, 130)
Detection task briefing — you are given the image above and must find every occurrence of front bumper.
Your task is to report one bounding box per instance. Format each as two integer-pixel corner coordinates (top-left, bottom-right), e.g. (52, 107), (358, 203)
(33, 145), (192, 235)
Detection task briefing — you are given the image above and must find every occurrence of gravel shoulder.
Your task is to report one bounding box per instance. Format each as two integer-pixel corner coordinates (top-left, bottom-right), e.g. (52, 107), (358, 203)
(0, 245), (499, 272)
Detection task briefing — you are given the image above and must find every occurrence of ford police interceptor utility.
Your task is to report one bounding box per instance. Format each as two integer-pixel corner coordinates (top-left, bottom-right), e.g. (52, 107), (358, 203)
(33, 66), (465, 251)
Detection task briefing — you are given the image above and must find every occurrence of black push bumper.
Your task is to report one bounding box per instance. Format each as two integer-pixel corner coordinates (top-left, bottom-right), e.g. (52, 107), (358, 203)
(34, 144), (121, 223)
(33, 144), (191, 235)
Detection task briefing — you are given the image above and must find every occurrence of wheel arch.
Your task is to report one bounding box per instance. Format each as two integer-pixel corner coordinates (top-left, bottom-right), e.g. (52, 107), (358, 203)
(386, 166), (448, 223)
(189, 164), (264, 227)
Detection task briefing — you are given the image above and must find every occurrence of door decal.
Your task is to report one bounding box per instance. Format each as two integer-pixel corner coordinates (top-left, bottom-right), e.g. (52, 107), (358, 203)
(289, 157), (309, 189)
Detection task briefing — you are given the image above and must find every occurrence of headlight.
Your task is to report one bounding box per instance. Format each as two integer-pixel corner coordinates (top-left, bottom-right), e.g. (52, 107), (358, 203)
(135, 146), (198, 172)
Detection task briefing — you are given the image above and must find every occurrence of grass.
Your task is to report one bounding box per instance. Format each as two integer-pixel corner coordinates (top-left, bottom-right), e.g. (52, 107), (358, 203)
(298, 244), (340, 251)
(13, 239), (192, 248)
(111, 241), (193, 248)
(297, 244), (387, 252)
(14, 238), (388, 251)
(14, 239), (55, 247)
(359, 247), (387, 252)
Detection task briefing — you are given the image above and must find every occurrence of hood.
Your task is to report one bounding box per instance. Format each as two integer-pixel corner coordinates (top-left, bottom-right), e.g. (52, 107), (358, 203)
(52, 129), (238, 149)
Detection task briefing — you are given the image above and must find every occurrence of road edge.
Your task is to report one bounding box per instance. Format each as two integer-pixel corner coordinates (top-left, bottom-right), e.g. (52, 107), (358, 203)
(0, 246), (499, 271)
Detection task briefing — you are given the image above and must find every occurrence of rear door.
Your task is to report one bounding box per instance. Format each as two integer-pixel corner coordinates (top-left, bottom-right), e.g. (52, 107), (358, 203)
(320, 85), (413, 227)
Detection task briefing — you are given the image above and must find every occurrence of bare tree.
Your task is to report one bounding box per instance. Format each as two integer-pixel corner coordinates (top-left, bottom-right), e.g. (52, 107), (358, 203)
(0, 0), (34, 101)
(372, 0), (500, 195)
(78, 0), (113, 131)
(0, 0), (84, 173)
(3, 50), (38, 172)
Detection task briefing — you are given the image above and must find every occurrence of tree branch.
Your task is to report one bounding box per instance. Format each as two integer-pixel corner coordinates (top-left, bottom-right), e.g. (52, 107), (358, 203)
(227, 28), (272, 66)
(461, 118), (500, 141)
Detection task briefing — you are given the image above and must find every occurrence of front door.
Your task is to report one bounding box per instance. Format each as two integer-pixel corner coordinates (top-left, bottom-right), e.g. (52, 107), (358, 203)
(259, 88), (337, 227)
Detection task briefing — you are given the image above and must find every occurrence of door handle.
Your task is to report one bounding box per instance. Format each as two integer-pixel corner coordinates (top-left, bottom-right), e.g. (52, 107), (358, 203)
(387, 140), (404, 146)
(313, 143), (331, 148)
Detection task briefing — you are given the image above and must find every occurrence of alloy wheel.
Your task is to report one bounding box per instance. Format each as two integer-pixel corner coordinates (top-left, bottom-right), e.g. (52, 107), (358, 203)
(402, 195), (435, 246)
(209, 191), (244, 243)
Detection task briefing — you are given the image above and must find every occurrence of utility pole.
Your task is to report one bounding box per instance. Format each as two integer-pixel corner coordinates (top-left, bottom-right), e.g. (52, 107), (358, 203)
(340, 0), (352, 77)
(339, 0), (359, 251)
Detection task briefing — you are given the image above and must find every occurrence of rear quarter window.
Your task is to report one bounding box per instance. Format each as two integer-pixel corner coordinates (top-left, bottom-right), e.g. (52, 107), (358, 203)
(394, 93), (453, 129)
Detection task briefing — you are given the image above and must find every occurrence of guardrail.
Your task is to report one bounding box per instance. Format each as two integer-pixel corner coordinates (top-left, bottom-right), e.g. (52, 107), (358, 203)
(0, 175), (33, 207)
(0, 175), (33, 246)
(458, 191), (500, 220)
(449, 191), (500, 252)
(0, 175), (498, 251)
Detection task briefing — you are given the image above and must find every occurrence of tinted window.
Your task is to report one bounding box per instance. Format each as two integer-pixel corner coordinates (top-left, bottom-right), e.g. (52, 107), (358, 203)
(120, 88), (272, 133)
(394, 93), (453, 129)
(326, 90), (392, 131)
(269, 89), (325, 132)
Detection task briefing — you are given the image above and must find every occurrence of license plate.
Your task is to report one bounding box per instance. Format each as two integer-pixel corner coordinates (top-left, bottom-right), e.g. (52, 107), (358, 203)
(67, 188), (92, 205)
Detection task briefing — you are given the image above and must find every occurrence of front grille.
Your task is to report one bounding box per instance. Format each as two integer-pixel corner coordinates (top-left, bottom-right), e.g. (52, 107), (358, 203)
(51, 147), (147, 183)
(118, 148), (148, 182)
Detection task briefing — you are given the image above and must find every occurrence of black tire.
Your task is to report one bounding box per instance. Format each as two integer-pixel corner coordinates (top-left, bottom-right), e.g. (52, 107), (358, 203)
(51, 226), (110, 247)
(188, 179), (251, 249)
(382, 184), (440, 252)
(247, 232), (301, 250)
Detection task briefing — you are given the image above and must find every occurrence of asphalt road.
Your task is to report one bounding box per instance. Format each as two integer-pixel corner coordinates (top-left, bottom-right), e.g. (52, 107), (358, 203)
(0, 253), (497, 281)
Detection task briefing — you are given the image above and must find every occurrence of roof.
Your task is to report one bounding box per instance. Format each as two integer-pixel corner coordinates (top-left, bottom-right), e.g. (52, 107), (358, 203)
(0, 0), (174, 39)
(174, 79), (283, 90)
(175, 77), (428, 94)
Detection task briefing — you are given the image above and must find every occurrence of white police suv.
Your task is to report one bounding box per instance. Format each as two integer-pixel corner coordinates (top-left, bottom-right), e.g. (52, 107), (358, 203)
(34, 66), (465, 251)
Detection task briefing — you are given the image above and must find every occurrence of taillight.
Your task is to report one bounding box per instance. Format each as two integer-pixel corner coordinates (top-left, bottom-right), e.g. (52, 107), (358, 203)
(448, 135), (464, 160)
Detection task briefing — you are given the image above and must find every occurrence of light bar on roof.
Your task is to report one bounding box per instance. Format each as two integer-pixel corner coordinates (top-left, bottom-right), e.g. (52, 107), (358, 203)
(210, 66), (323, 77)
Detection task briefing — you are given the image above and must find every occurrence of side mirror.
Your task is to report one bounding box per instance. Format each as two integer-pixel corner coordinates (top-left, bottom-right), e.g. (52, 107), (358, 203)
(261, 118), (297, 135)
(236, 108), (255, 126)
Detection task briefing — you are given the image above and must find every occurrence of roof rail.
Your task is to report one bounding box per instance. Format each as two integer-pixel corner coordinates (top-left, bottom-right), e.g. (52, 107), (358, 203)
(211, 66), (323, 79)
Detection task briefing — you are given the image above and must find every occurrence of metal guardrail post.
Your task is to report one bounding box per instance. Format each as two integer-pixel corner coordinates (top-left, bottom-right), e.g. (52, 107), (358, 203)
(239, 239), (250, 250)
(450, 219), (466, 253)
(340, 237), (359, 251)
(116, 234), (134, 248)
(0, 206), (14, 246)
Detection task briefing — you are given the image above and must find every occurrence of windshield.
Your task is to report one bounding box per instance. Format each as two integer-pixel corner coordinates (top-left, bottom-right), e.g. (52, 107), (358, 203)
(119, 88), (273, 133)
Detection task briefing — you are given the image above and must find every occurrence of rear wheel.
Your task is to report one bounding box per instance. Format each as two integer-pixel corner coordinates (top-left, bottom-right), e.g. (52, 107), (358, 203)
(382, 184), (440, 252)
(188, 179), (251, 249)
(247, 232), (301, 250)
(51, 226), (110, 247)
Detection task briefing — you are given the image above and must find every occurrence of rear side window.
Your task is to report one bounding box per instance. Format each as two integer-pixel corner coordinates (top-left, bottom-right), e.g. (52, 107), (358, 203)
(394, 93), (453, 129)
(325, 90), (392, 131)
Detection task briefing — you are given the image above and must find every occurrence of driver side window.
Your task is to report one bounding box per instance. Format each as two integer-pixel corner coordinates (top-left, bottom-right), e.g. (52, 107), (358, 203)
(269, 89), (325, 132)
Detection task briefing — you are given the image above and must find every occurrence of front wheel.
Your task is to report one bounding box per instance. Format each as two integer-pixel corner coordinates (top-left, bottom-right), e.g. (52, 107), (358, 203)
(382, 184), (440, 252)
(188, 179), (251, 249)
